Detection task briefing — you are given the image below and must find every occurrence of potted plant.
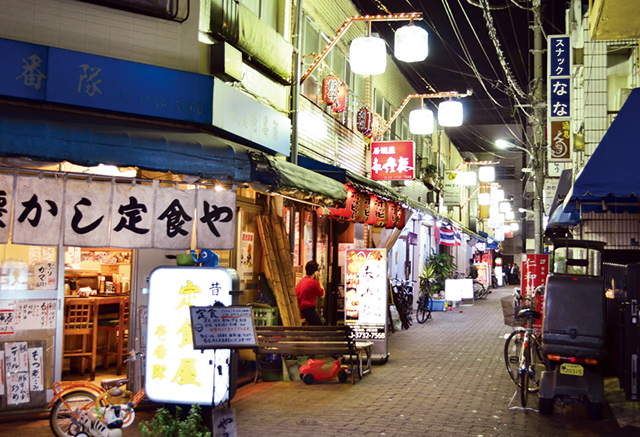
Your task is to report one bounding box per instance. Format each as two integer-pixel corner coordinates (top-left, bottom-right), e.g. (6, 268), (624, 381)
(420, 251), (457, 298)
(139, 404), (211, 437)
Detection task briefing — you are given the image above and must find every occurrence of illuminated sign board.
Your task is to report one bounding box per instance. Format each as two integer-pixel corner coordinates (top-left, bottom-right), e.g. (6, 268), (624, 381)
(345, 249), (388, 358)
(370, 141), (415, 181)
(146, 267), (237, 406)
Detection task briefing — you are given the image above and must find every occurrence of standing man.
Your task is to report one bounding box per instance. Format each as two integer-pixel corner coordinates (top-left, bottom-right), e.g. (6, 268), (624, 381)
(466, 258), (478, 280)
(295, 260), (324, 325)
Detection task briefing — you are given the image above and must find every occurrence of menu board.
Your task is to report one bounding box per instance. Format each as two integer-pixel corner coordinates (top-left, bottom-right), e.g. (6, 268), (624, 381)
(0, 300), (57, 335)
(189, 306), (257, 349)
(344, 249), (388, 360)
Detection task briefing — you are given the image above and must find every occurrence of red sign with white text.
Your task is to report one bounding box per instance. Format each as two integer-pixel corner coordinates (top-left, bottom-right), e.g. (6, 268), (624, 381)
(521, 254), (550, 333)
(371, 141), (415, 181)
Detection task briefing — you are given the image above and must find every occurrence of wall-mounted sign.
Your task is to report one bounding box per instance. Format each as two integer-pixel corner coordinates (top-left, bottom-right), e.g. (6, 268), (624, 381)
(548, 35), (572, 163)
(146, 266), (238, 406)
(370, 141), (415, 181)
(212, 78), (291, 156)
(189, 306), (257, 349)
(443, 170), (462, 206)
(345, 249), (388, 359)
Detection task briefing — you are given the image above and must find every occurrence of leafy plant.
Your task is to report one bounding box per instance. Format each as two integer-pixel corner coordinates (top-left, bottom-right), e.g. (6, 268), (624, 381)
(420, 251), (457, 295)
(139, 404), (211, 437)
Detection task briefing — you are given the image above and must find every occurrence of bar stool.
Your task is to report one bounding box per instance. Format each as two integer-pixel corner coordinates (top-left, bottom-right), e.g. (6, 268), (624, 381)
(63, 298), (97, 380)
(98, 296), (129, 375)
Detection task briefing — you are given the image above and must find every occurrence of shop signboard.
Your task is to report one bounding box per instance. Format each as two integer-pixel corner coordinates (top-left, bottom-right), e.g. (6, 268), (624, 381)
(547, 35), (572, 163)
(344, 249), (388, 360)
(146, 266), (238, 406)
(238, 232), (255, 280)
(476, 263), (490, 287)
(370, 141), (415, 181)
(443, 170), (462, 206)
(521, 254), (550, 334)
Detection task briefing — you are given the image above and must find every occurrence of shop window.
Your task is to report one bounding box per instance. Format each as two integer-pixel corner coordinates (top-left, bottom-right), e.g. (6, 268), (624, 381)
(0, 243), (58, 292)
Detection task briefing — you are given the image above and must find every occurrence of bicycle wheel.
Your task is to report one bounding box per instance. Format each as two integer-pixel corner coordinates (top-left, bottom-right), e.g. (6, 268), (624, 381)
(473, 281), (486, 299)
(416, 293), (432, 324)
(504, 330), (524, 385)
(520, 345), (531, 407)
(49, 389), (98, 437)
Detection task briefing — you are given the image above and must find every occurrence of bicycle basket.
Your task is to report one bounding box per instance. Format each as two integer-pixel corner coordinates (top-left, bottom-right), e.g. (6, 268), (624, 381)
(501, 295), (521, 327)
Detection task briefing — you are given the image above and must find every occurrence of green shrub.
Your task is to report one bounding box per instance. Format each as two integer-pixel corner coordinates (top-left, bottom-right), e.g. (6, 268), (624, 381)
(139, 404), (211, 437)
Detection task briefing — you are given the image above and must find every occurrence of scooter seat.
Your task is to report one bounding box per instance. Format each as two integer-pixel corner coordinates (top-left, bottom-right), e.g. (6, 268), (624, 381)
(518, 308), (541, 320)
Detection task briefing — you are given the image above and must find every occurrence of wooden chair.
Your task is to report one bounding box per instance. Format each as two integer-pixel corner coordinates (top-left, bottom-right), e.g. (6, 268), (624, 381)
(98, 296), (130, 375)
(63, 298), (97, 380)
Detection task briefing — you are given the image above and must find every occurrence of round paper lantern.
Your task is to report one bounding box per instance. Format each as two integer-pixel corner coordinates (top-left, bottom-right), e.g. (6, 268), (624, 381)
(438, 100), (463, 127)
(332, 84), (347, 113)
(322, 76), (340, 105)
(357, 107), (373, 136)
(394, 25), (428, 62)
(409, 108), (434, 135)
(350, 36), (386, 75)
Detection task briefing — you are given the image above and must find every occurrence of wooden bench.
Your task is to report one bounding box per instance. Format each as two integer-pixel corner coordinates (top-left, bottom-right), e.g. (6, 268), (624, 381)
(253, 325), (373, 384)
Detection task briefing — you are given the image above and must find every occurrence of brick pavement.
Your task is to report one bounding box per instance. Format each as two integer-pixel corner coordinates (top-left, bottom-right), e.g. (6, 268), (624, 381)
(1, 285), (638, 436)
(231, 286), (637, 437)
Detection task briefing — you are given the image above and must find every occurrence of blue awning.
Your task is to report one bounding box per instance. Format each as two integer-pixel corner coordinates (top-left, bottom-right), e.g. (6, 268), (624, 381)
(548, 169), (580, 227)
(565, 88), (640, 213)
(0, 105), (252, 182)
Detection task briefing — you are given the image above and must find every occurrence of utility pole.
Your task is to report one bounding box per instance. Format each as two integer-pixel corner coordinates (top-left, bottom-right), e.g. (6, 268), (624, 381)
(531, 0), (545, 254)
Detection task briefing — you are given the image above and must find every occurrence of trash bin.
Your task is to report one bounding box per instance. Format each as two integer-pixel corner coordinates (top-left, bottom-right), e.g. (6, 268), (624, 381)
(260, 359), (282, 382)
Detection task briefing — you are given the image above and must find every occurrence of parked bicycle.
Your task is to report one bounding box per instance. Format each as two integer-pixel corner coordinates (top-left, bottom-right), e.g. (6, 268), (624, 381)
(416, 276), (432, 324)
(473, 279), (487, 299)
(390, 277), (414, 328)
(503, 290), (546, 408)
(49, 351), (146, 437)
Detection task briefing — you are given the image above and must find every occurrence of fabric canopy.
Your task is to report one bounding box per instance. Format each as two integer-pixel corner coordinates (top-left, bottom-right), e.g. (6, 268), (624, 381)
(564, 88), (640, 213)
(548, 169), (580, 227)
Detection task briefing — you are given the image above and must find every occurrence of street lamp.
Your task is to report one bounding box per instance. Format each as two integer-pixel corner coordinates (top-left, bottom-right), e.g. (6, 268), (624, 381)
(495, 139), (532, 157)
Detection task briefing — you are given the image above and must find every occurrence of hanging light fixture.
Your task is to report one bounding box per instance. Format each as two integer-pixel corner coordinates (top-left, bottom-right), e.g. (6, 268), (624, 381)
(499, 201), (511, 213)
(350, 21), (386, 75)
(438, 100), (463, 127)
(394, 23), (428, 62)
(478, 166), (495, 182)
(492, 188), (505, 203)
(478, 192), (491, 205)
(505, 210), (515, 220)
(510, 222), (520, 232)
(409, 97), (434, 134)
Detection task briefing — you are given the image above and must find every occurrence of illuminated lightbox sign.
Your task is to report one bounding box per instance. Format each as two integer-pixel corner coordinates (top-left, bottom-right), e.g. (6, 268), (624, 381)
(146, 267), (236, 406)
(370, 141), (415, 181)
(444, 278), (473, 301)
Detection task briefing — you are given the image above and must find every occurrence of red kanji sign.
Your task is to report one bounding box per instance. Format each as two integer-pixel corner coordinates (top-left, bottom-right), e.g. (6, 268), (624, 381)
(370, 141), (415, 181)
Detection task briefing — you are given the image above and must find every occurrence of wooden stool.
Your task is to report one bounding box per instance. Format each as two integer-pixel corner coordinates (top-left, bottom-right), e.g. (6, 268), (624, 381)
(98, 296), (129, 375)
(63, 298), (97, 380)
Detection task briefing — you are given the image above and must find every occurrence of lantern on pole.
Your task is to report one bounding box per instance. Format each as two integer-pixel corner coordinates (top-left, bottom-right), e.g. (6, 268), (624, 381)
(409, 97), (434, 135)
(394, 24), (428, 62)
(350, 34), (386, 75)
(438, 100), (463, 127)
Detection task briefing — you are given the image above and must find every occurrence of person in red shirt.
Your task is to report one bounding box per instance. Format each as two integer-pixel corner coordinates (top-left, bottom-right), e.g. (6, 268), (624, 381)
(295, 260), (324, 325)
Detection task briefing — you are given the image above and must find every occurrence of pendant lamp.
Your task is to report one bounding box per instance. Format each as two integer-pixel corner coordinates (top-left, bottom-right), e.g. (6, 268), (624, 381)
(438, 100), (463, 127)
(409, 108), (434, 134)
(394, 25), (428, 62)
(350, 36), (386, 75)
(478, 192), (491, 206)
(478, 166), (495, 182)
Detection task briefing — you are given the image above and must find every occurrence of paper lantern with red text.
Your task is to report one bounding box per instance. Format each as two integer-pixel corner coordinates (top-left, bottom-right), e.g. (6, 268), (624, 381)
(322, 76), (340, 105)
(357, 107), (373, 137)
(366, 195), (388, 227)
(332, 84), (347, 113)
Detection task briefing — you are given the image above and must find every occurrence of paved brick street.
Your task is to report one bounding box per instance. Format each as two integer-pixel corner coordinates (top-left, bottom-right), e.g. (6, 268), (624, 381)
(1, 286), (638, 436)
(231, 286), (639, 437)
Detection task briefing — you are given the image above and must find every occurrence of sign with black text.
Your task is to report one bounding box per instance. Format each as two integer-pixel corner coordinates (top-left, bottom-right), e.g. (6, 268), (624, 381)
(189, 306), (257, 349)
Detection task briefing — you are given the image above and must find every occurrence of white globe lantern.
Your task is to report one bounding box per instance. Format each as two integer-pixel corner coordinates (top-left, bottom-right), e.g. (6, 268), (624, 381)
(478, 166), (495, 182)
(394, 25), (428, 62)
(438, 100), (463, 126)
(350, 36), (387, 75)
(409, 108), (434, 134)
(478, 192), (491, 205)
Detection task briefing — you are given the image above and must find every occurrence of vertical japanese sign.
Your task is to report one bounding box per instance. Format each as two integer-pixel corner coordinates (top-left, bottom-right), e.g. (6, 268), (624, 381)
(196, 189), (236, 250)
(237, 232), (254, 280)
(153, 187), (196, 250)
(12, 176), (64, 246)
(443, 170), (462, 206)
(548, 35), (572, 162)
(0, 174), (14, 244)
(146, 267), (237, 406)
(370, 141), (415, 181)
(110, 182), (155, 248)
(28, 347), (44, 391)
(4, 342), (29, 404)
(521, 254), (550, 334)
(345, 249), (388, 359)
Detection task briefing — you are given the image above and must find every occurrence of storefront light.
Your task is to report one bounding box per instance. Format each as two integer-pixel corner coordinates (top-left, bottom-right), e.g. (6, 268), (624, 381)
(499, 201), (511, 213)
(409, 108), (434, 134)
(478, 166), (495, 182)
(492, 188), (504, 203)
(510, 222), (520, 232)
(350, 36), (386, 75)
(438, 100), (463, 127)
(506, 210), (515, 220)
(394, 24), (428, 62)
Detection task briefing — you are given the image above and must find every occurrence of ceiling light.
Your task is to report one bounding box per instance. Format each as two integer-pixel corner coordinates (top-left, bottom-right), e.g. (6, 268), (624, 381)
(350, 36), (386, 75)
(478, 166), (495, 182)
(409, 108), (434, 134)
(438, 100), (463, 127)
(394, 25), (428, 62)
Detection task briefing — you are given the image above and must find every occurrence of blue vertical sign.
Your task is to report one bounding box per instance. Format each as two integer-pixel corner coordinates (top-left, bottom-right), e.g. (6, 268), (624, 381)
(548, 35), (572, 162)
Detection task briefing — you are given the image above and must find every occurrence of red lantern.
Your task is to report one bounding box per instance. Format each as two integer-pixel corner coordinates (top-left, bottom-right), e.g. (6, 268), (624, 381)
(332, 84), (347, 113)
(396, 208), (406, 229)
(385, 202), (397, 228)
(357, 107), (373, 137)
(322, 76), (340, 105)
(366, 195), (388, 227)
